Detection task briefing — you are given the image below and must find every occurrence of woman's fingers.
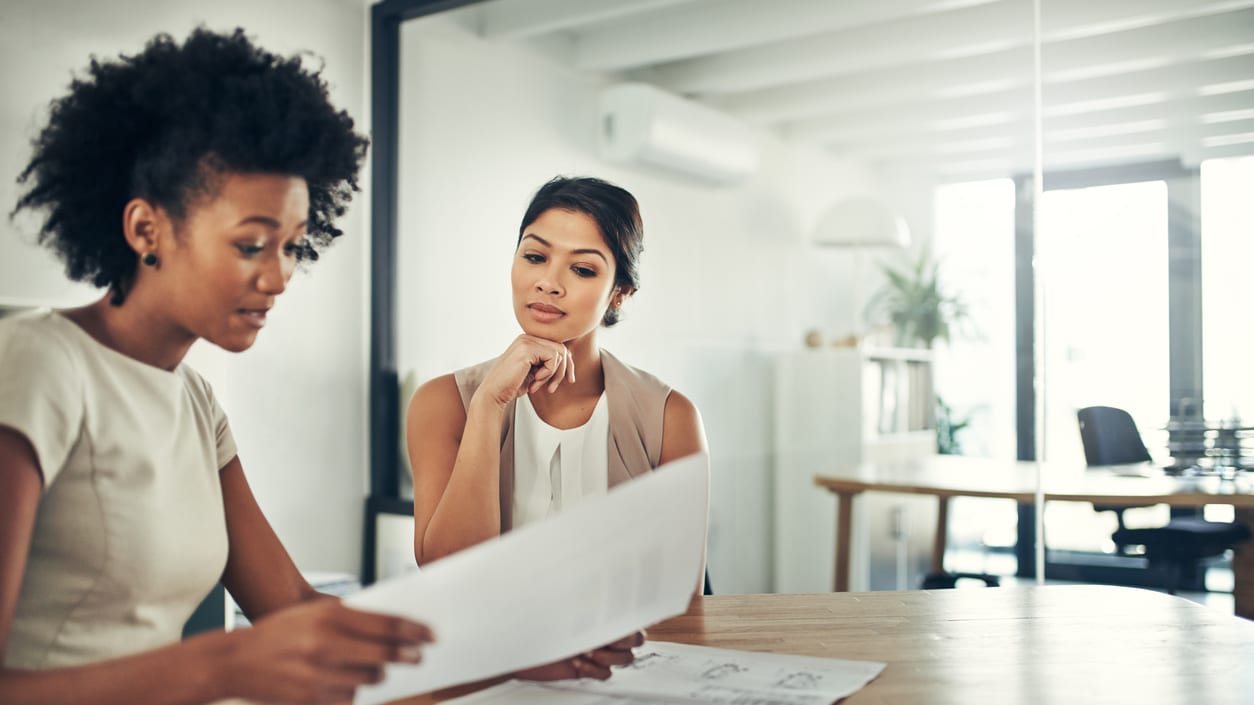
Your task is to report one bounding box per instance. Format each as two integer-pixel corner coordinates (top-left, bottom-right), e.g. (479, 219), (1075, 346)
(571, 655), (613, 680)
(231, 601), (434, 705)
(580, 645), (636, 669)
(520, 341), (572, 395)
(334, 606), (434, 646)
(501, 335), (576, 397)
(514, 660), (579, 681)
(528, 364), (550, 394)
(548, 348), (572, 393)
(604, 631), (645, 650)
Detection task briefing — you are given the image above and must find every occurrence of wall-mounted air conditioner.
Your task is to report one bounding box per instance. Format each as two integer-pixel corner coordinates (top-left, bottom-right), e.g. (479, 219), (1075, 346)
(598, 82), (759, 186)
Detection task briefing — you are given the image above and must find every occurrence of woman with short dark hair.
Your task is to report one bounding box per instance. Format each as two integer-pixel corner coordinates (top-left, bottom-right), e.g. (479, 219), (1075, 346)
(406, 175), (709, 680)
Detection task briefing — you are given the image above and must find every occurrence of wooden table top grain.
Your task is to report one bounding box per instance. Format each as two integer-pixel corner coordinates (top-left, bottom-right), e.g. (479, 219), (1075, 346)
(369, 586), (1254, 705)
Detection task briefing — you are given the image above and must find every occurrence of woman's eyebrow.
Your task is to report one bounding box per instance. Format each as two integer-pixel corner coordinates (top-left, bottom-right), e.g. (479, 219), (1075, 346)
(521, 233), (608, 264)
(235, 216), (309, 230)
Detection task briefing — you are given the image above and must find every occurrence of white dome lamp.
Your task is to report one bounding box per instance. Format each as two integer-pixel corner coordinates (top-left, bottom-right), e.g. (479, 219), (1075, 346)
(812, 196), (911, 249)
(810, 196), (911, 347)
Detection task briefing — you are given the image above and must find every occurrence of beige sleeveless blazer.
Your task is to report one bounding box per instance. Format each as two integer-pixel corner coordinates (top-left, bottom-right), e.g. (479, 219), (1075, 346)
(453, 349), (671, 531)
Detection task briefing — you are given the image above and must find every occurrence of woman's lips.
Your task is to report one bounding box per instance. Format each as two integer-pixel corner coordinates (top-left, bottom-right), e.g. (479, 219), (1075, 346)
(237, 308), (269, 328)
(528, 303), (565, 323)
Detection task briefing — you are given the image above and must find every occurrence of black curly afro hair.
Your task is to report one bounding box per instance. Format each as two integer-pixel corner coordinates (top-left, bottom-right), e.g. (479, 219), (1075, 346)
(11, 27), (369, 303)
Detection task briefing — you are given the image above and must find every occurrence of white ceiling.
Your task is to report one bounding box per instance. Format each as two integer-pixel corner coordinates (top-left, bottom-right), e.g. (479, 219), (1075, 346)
(448, 0), (1254, 179)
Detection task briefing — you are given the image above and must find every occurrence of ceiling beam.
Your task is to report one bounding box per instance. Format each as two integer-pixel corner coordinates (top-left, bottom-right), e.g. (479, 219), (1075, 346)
(791, 90), (1254, 150)
(568, 0), (994, 72)
(649, 0), (1254, 95)
(860, 117), (1254, 179)
(783, 62), (1254, 145)
(478, 0), (697, 40)
(842, 105), (1254, 161)
(715, 48), (1253, 127)
(873, 138), (1254, 181)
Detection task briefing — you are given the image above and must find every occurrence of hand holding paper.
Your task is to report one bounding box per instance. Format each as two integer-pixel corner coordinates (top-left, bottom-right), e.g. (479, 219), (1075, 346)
(345, 452), (710, 705)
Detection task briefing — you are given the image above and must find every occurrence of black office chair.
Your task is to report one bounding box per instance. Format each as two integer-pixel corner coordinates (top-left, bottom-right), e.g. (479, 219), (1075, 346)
(1077, 406), (1251, 594)
(1077, 405), (1153, 532)
(920, 571), (1000, 589)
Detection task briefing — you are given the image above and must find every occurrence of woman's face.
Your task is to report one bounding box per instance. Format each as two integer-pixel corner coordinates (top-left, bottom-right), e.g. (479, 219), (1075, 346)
(143, 171), (309, 353)
(511, 207), (619, 344)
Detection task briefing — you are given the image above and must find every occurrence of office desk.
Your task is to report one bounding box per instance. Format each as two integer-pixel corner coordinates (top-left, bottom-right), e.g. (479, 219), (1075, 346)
(812, 456), (1254, 618)
(375, 586), (1254, 705)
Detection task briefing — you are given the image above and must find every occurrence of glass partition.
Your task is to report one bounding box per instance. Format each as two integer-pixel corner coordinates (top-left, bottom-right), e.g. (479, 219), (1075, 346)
(1035, 0), (1254, 600)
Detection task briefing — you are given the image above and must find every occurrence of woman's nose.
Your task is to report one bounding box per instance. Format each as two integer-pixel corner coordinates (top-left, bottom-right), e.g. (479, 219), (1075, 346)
(535, 270), (562, 295)
(258, 254), (291, 295)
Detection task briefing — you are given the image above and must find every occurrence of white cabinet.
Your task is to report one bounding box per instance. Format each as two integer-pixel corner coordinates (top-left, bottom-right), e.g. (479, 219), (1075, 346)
(772, 348), (936, 593)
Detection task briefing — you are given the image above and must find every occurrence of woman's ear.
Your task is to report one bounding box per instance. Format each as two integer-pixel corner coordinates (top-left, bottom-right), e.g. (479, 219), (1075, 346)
(613, 286), (636, 308)
(121, 198), (166, 259)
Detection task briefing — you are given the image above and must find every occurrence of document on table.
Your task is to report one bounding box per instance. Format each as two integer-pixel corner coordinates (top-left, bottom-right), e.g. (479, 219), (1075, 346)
(445, 640), (886, 705)
(345, 452), (710, 705)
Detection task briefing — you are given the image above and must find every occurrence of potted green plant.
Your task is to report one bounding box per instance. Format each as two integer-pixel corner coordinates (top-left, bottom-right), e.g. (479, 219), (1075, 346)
(935, 395), (973, 455)
(864, 247), (969, 348)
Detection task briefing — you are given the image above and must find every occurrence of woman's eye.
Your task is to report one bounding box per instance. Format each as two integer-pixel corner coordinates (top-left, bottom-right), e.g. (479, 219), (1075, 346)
(573, 266), (597, 278)
(523, 253), (545, 264)
(236, 244), (264, 256)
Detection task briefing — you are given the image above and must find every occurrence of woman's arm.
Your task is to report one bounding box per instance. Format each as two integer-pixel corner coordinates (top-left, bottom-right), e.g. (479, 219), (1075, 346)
(658, 391), (711, 598)
(218, 456), (319, 617)
(212, 456), (438, 702)
(407, 374), (505, 565)
(659, 391), (709, 464)
(0, 429), (44, 679)
(409, 336), (574, 565)
(0, 430), (432, 705)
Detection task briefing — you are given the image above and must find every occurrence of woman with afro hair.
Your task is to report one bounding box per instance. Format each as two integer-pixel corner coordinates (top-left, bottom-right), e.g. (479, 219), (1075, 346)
(0, 28), (433, 704)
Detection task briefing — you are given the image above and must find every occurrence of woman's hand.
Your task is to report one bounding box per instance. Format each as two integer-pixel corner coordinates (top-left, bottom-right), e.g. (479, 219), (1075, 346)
(219, 599), (434, 705)
(479, 335), (576, 407)
(514, 631), (645, 682)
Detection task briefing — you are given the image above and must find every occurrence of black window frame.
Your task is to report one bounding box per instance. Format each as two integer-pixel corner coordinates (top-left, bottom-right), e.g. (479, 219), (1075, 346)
(1013, 158), (1205, 586)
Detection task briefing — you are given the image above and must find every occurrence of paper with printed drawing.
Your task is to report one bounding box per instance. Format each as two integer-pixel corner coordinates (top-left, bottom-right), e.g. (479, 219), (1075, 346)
(549, 640), (885, 705)
(345, 453), (710, 705)
(442, 640), (886, 705)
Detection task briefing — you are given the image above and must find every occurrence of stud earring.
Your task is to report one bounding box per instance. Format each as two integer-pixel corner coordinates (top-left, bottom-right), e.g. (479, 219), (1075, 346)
(141, 253), (159, 267)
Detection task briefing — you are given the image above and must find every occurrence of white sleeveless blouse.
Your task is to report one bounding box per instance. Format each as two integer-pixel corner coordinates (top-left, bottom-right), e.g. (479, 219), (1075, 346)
(511, 392), (610, 527)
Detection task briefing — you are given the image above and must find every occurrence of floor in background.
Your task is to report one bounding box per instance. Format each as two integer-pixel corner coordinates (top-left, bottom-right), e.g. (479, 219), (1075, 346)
(943, 547), (1238, 617)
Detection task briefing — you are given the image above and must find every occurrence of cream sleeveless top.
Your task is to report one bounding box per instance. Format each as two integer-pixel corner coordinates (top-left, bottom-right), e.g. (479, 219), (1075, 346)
(453, 349), (671, 531)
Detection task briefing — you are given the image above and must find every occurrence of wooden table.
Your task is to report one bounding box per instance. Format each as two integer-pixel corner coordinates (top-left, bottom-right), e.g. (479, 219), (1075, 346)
(388, 587), (1254, 705)
(813, 455), (1254, 618)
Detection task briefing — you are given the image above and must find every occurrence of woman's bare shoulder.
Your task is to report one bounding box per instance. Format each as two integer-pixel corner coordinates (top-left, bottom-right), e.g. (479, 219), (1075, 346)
(661, 390), (707, 463)
(407, 373), (467, 433)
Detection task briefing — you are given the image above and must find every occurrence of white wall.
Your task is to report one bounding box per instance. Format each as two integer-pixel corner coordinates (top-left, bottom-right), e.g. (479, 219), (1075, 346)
(0, 0), (370, 575)
(395, 17), (880, 593)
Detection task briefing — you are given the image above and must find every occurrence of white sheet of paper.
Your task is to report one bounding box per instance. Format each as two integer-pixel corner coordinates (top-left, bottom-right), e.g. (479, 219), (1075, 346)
(436, 680), (635, 705)
(442, 641), (886, 705)
(549, 640), (886, 705)
(345, 453), (710, 705)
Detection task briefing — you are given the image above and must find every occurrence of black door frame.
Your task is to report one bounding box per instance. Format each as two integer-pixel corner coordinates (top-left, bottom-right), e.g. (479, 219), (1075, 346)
(364, 0), (487, 584)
